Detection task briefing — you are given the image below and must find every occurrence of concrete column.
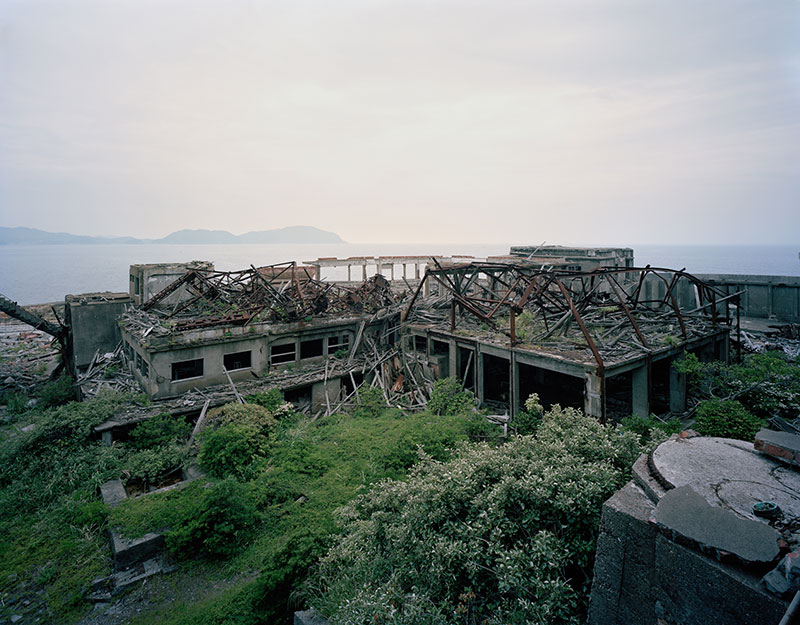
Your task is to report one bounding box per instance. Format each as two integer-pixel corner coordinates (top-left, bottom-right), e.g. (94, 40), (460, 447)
(584, 372), (604, 418)
(390, 264), (395, 280)
(448, 340), (457, 383)
(403, 264), (407, 280)
(347, 265), (351, 281)
(476, 349), (485, 405)
(632, 365), (649, 418)
(362, 262), (367, 281)
(511, 353), (520, 416)
(669, 363), (687, 414)
(415, 263), (420, 280)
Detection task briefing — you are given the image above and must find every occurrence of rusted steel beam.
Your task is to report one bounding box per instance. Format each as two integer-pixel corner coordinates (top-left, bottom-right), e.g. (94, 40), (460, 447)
(555, 278), (604, 371)
(607, 277), (649, 349)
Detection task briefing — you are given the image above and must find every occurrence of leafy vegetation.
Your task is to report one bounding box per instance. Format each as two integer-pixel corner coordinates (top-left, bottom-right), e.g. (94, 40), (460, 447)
(513, 392), (544, 435)
(693, 398), (765, 441)
(620, 414), (682, 446)
(428, 377), (476, 416)
(306, 405), (643, 625)
(128, 412), (192, 450)
(107, 404), (492, 624)
(675, 351), (800, 420)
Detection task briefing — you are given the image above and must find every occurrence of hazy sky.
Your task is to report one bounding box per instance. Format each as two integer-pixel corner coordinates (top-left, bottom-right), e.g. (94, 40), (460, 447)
(1, 0), (799, 245)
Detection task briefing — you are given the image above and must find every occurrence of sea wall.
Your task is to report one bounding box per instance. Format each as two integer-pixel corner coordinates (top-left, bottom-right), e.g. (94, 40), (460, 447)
(696, 274), (800, 323)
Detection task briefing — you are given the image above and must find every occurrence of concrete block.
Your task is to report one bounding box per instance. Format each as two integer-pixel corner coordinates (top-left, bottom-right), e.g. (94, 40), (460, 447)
(587, 482), (658, 625)
(655, 534), (786, 625)
(294, 608), (328, 625)
(100, 479), (127, 507)
(653, 486), (781, 568)
(754, 429), (800, 465)
(784, 550), (800, 587)
(110, 530), (165, 569)
(763, 565), (793, 599)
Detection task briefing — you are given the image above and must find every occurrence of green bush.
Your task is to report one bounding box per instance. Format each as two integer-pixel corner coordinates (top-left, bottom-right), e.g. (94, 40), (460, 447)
(243, 388), (284, 412)
(513, 392), (544, 435)
(307, 405), (643, 624)
(694, 398), (765, 441)
(199, 422), (269, 479)
(123, 445), (188, 489)
(2, 390), (29, 415)
(428, 377), (476, 416)
(166, 479), (259, 559)
(206, 402), (278, 436)
(37, 375), (75, 408)
(353, 385), (385, 418)
(621, 414), (682, 446)
(128, 412), (191, 450)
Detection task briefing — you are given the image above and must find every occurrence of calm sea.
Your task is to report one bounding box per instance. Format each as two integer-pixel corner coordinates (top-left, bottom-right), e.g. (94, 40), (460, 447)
(0, 243), (797, 305)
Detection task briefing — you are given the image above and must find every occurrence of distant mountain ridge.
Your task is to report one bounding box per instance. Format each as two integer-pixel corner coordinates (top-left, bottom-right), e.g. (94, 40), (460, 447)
(0, 226), (345, 245)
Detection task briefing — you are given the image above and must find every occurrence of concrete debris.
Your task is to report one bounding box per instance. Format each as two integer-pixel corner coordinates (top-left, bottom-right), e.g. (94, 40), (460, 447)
(653, 485), (782, 569)
(754, 429), (800, 466)
(763, 564), (794, 599)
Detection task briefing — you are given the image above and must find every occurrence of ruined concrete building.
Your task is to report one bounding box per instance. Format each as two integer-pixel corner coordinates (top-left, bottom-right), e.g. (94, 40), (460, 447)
(111, 249), (736, 423)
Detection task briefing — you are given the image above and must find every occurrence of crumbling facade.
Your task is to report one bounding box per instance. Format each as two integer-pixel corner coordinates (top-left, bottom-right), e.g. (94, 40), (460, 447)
(117, 251), (736, 425)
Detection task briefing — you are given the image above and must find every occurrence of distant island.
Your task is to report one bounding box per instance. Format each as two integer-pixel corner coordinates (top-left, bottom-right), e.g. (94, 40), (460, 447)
(0, 226), (345, 245)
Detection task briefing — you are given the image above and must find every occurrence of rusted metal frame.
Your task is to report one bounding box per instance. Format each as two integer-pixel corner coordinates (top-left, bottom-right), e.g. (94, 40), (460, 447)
(402, 273), (430, 321)
(606, 277), (649, 349)
(554, 278), (604, 371)
(649, 270), (688, 339)
(142, 270), (196, 311)
(630, 266), (649, 308)
(487, 276), (523, 318)
(658, 270), (682, 308)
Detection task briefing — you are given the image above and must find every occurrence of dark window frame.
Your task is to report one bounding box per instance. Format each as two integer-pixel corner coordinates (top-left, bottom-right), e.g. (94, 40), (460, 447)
(171, 358), (204, 381)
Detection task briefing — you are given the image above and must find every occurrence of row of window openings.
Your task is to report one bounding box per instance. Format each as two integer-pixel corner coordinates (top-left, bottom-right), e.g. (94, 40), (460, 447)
(270, 335), (350, 365)
(171, 336), (352, 381)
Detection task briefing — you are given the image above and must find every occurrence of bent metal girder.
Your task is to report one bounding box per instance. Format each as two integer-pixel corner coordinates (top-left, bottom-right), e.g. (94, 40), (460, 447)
(402, 261), (738, 370)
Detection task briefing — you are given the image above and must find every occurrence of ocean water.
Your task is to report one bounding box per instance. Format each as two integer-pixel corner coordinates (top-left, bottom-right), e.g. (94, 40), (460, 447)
(0, 243), (797, 305)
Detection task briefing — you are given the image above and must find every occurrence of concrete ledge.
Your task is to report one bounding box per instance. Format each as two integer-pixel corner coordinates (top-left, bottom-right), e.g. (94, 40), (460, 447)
(110, 530), (165, 569)
(754, 429), (800, 466)
(653, 486), (781, 569)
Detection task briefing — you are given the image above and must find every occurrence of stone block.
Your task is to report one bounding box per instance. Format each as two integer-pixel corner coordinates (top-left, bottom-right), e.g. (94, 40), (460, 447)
(294, 608), (328, 625)
(754, 429), (800, 465)
(100, 479), (127, 507)
(653, 486), (781, 569)
(785, 550), (800, 587)
(763, 564), (793, 599)
(110, 530), (164, 569)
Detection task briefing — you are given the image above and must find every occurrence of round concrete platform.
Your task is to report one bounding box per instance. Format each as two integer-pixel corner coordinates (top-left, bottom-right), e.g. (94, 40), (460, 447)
(650, 436), (800, 521)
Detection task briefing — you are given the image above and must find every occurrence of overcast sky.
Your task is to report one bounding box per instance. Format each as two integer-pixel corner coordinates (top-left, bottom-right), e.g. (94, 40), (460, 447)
(1, 0), (798, 245)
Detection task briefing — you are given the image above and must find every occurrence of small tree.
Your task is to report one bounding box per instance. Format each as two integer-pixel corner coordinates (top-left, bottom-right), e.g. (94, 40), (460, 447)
(428, 377), (476, 416)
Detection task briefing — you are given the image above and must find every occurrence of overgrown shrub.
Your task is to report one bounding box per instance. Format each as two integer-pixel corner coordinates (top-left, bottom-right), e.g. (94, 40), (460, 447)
(428, 377), (476, 416)
(244, 388), (284, 412)
(206, 402), (278, 436)
(37, 374), (75, 408)
(199, 422), (269, 479)
(128, 412), (191, 450)
(353, 385), (386, 418)
(307, 405), (643, 624)
(1, 390), (29, 415)
(693, 398), (765, 441)
(166, 479), (259, 559)
(123, 445), (188, 489)
(674, 351), (800, 420)
(620, 414), (682, 446)
(513, 392), (544, 435)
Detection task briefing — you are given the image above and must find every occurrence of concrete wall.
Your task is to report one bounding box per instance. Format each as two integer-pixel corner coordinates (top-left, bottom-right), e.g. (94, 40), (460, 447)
(588, 481), (786, 625)
(697, 274), (800, 322)
(66, 293), (132, 371)
(129, 261), (213, 306)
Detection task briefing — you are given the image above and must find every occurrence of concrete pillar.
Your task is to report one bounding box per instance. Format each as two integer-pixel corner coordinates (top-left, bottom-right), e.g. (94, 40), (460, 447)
(415, 263), (420, 280)
(403, 264), (407, 280)
(669, 363), (687, 414)
(390, 264), (395, 280)
(584, 372), (604, 418)
(632, 365), (649, 418)
(448, 340), (457, 383)
(347, 265), (351, 281)
(102, 430), (113, 446)
(511, 353), (520, 416)
(476, 349), (485, 405)
(362, 262), (367, 281)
